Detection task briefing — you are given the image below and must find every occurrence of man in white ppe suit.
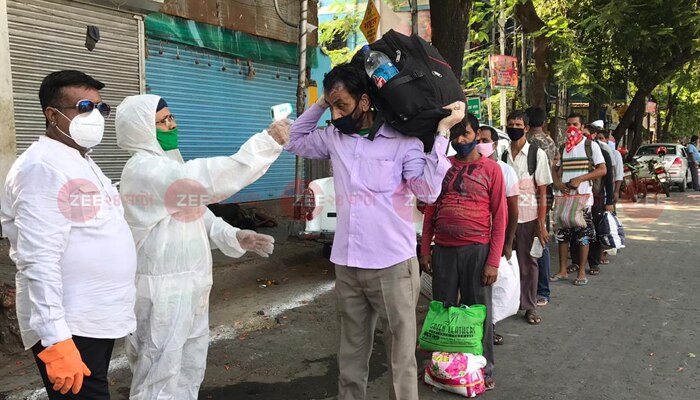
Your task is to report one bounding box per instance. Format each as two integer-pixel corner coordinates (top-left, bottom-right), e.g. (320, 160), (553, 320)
(115, 94), (289, 399)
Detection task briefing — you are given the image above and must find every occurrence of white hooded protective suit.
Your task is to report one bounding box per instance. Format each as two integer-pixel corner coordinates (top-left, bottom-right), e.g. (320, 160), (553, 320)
(115, 94), (282, 399)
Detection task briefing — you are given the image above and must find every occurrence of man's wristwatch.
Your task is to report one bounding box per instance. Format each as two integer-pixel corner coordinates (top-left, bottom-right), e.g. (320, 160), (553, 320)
(437, 129), (450, 139)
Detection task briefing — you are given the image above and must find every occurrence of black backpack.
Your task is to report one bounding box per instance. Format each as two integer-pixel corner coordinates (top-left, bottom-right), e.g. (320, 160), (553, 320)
(366, 30), (466, 152)
(502, 142), (540, 179)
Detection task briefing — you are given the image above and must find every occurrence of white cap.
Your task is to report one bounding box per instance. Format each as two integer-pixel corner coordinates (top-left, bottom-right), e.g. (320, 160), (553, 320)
(591, 120), (604, 129)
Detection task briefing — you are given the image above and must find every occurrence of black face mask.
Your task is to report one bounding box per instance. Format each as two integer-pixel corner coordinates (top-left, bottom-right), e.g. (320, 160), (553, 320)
(506, 127), (525, 141)
(331, 101), (364, 135)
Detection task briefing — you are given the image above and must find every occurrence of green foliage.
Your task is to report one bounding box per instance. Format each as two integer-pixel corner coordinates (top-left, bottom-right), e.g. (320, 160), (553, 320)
(318, 0), (364, 67)
(653, 62), (700, 139)
(321, 45), (364, 67)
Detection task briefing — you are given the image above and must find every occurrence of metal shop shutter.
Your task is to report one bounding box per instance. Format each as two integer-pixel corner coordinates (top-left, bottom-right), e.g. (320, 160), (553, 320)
(145, 40), (299, 203)
(7, 0), (141, 181)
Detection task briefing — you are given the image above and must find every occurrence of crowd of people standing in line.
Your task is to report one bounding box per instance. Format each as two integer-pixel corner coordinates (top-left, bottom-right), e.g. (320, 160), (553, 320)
(418, 108), (626, 391)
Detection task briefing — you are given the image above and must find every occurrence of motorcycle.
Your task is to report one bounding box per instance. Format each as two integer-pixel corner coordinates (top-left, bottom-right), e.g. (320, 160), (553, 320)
(642, 153), (671, 198)
(622, 160), (646, 202)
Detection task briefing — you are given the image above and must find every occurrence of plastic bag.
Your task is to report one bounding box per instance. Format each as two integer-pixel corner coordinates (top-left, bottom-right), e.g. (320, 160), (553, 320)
(419, 301), (486, 354)
(492, 252), (520, 324)
(423, 352), (486, 398)
(553, 191), (589, 229)
(598, 212), (625, 249)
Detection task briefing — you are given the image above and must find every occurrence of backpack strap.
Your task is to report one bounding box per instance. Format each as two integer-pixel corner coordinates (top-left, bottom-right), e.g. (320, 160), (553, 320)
(501, 149), (508, 163)
(527, 142), (539, 176)
(584, 139), (593, 171)
(367, 112), (384, 141)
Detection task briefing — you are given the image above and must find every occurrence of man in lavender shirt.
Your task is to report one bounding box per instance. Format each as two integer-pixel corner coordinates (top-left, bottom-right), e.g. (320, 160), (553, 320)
(286, 62), (465, 400)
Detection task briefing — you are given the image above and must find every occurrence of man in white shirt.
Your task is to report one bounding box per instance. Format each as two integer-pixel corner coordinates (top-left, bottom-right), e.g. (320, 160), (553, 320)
(550, 113), (607, 286)
(596, 129), (624, 202)
(502, 111), (553, 325)
(0, 70), (138, 399)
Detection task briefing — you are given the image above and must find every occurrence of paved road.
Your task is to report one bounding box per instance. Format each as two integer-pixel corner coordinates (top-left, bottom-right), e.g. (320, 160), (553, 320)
(195, 192), (700, 400)
(2, 192), (699, 399)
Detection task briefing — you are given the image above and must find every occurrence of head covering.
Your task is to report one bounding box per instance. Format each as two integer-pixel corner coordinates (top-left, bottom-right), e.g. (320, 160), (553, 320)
(156, 98), (169, 112)
(591, 120), (604, 129)
(116, 94), (164, 156)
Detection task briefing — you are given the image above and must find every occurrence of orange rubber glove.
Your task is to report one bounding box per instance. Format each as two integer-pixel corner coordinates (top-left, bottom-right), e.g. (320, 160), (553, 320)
(37, 338), (91, 395)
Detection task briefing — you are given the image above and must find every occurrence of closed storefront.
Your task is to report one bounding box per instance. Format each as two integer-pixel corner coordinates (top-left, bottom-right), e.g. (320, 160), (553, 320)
(145, 13), (310, 203)
(6, 0), (143, 181)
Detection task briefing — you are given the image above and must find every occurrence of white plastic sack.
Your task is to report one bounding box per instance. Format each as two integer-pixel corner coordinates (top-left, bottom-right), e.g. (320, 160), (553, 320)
(420, 271), (433, 300)
(598, 212), (625, 250)
(492, 251), (520, 324)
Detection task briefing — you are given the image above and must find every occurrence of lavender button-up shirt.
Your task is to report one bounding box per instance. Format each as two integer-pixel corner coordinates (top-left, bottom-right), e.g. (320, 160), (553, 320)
(286, 104), (451, 269)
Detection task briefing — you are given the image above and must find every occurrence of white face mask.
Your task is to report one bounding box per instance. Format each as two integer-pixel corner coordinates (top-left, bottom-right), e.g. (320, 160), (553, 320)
(55, 108), (105, 148)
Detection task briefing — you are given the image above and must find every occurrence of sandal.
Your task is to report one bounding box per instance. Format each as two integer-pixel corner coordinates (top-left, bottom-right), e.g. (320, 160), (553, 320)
(536, 296), (549, 307)
(573, 277), (588, 286)
(525, 310), (542, 325)
(567, 264), (580, 273)
(494, 333), (504, 345)
(589, 266), (601, 275)
(600, 259), (610, 265)
(484, 378), (495, 391)
(549, 274), (567, 282)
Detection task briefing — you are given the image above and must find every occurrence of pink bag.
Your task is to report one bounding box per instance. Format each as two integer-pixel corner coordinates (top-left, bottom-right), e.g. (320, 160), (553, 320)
(423, 352), (486, 398)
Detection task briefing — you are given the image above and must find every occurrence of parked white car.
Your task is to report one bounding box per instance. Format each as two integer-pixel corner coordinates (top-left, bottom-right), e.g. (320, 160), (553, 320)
(633, 143), (691, 191)
(300, 126), (510, 255)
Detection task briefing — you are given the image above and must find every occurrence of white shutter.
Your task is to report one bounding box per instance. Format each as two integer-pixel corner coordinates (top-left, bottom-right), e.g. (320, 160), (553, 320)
(7, 0), (142, 180)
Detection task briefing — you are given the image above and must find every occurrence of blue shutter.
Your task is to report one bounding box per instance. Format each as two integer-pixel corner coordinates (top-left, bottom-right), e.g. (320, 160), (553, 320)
(145, 40), (299, 203)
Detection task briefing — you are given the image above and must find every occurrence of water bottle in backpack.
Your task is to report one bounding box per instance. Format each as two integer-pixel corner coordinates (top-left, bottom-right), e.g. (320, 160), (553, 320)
(362, 45), (398, 90)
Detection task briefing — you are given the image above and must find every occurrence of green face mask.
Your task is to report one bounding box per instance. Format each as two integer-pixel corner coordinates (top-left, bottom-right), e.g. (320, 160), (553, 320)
(156, 127), (178, 151)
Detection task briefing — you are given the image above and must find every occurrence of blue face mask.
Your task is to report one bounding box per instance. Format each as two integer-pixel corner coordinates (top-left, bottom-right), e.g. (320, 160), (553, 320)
(451, 140), (478, 157)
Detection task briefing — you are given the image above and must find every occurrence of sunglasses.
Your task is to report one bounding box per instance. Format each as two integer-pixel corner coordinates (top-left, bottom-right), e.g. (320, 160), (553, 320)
(60, 100), (111, 118)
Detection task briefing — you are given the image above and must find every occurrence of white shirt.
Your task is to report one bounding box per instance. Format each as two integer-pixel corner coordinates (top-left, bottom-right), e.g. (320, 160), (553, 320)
(504, 142), (553, 223)
(1, 136), (137, 349)
(613, 147), (624, 182)
(558, 138), (605, 207)
(497, 160), (520, 198)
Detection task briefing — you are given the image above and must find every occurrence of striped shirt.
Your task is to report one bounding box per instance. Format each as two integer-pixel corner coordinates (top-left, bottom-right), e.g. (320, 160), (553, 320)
(557, 138), (605, 207)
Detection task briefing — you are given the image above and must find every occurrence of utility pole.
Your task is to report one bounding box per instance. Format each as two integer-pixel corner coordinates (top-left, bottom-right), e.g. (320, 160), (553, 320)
(294, 0), (309, 217)
(499, 0), (507, 130)
(521, 30), (527, 107)
(410, 0), (418, 35)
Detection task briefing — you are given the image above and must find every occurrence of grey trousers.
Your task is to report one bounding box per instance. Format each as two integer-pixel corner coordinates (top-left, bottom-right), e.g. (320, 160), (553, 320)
(515, 220), (539, 312)
(431, 244), (494, 379)
(335, 258), (421, 400)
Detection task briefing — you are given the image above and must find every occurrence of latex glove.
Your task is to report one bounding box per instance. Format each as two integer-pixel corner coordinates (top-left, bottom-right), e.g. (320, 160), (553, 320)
(267, 119), (292, 146)
(37, 338), (91, 395)
(236, 230), (275, 257)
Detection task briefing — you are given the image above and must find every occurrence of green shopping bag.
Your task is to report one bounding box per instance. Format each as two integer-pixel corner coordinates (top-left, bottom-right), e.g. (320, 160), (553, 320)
(418, 301), (487, 355)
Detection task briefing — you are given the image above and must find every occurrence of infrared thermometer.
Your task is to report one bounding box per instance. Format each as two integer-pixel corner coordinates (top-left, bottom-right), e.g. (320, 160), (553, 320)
(271, 103), (293, 122)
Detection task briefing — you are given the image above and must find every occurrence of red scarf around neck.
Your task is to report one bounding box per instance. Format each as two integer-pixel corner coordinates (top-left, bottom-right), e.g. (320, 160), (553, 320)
(565, 127), (584, 153)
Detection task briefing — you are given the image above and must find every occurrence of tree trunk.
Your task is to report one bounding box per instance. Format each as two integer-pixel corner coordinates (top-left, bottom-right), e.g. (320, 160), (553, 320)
(613, 89), (649, 143)
(659, 86), (677, 143)
(630, 103), (646, 157)
(514, 0), (550, 109)
(429, 0), (472, 80)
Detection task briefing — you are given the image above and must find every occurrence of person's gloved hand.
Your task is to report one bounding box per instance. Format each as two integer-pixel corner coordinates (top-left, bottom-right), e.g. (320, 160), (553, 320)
(267, 119), (292, 146)
(37, 338), (91, 395)
(236, 230), (275, 257)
